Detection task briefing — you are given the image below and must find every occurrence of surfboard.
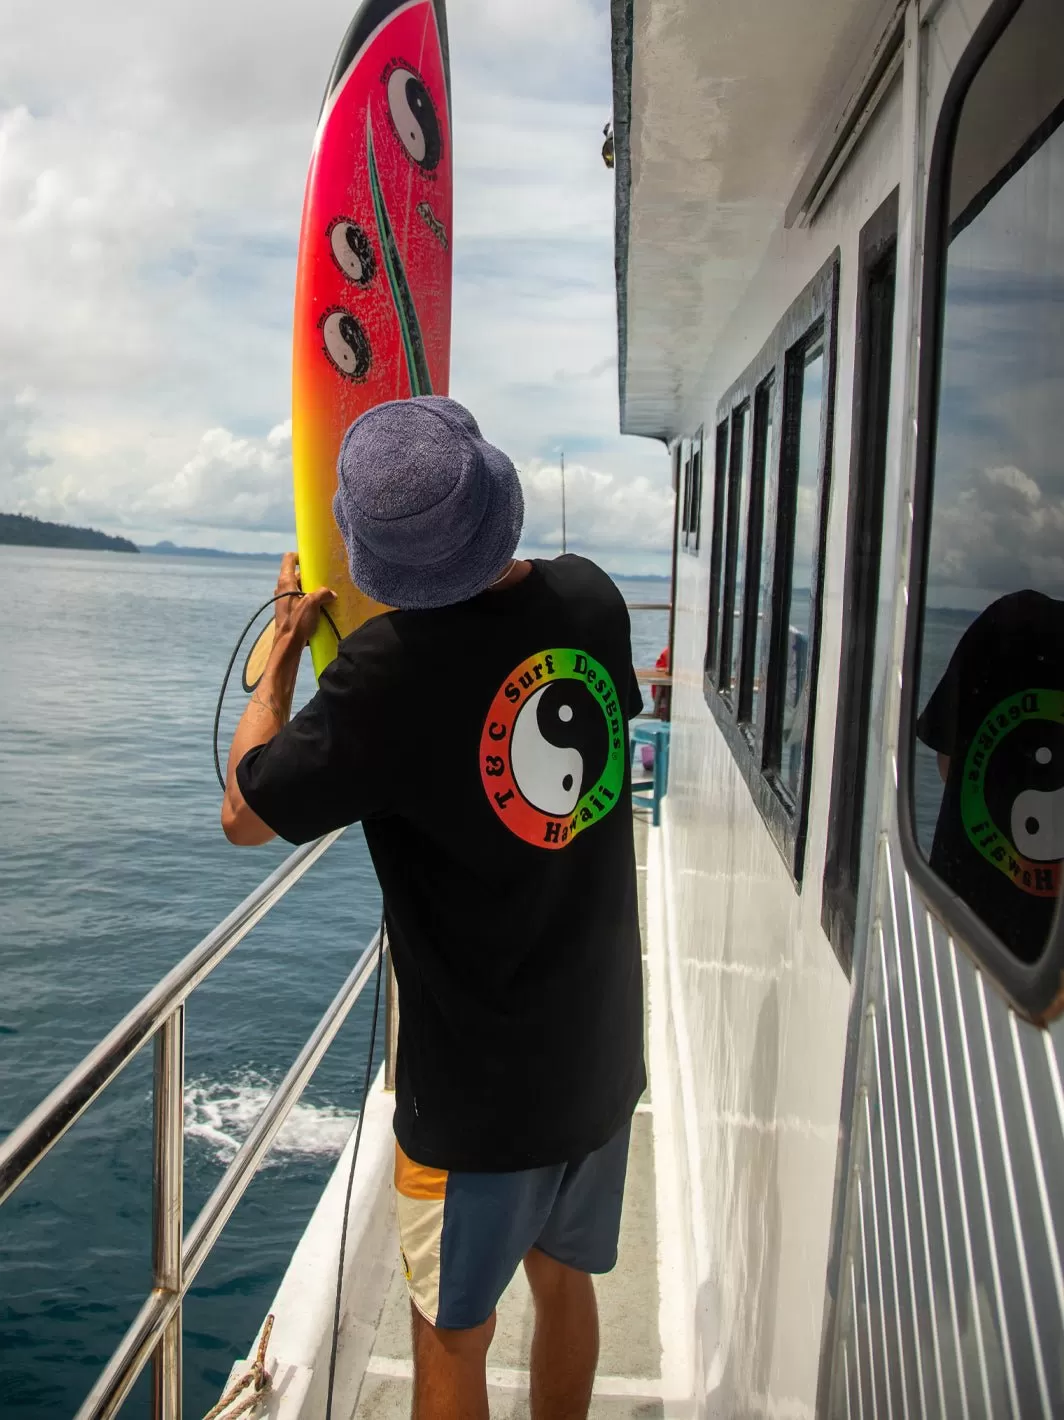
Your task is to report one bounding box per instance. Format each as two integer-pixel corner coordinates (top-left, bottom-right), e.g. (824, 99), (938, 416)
(291, 0), (453, 679)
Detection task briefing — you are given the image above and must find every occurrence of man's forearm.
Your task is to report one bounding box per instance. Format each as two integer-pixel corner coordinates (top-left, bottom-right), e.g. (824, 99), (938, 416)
(220, 553), (335, 846)
(225, 630), (302, 794)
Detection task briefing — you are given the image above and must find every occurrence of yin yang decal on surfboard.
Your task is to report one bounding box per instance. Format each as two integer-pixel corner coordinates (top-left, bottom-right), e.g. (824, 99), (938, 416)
(290, 0), (453, 679)
(480, 650), (628, 850)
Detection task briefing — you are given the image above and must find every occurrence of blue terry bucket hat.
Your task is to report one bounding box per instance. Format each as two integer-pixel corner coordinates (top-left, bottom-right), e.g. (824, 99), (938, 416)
(332, 396), (525, 610)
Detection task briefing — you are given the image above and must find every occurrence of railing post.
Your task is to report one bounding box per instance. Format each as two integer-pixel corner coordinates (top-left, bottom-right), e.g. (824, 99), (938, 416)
(152, 1007), (185, 1420)
(384, 936), (399, 1092)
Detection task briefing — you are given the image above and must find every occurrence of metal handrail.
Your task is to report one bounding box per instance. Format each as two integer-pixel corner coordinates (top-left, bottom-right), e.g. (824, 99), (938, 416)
(626, 601), (671, 611)
(0, 826), (386, 1420)
(77, 937), (380, 1420)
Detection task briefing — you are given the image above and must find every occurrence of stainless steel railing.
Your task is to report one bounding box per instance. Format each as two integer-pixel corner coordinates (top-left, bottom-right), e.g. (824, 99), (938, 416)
(0, 826), (387, 1420)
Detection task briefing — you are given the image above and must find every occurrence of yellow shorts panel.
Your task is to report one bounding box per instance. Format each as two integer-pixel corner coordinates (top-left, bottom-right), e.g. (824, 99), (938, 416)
(395, 1143), (449, 1325)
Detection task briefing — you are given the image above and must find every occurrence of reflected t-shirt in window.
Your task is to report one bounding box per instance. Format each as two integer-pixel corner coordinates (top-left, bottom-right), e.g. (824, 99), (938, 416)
(236, 556), (647, 1172)
(916, 590), (1064, 961)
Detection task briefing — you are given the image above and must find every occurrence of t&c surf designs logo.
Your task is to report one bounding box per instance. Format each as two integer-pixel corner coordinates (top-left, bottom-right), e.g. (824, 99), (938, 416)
(480, 649), (626, 849)
(960, 688), (1064, 897)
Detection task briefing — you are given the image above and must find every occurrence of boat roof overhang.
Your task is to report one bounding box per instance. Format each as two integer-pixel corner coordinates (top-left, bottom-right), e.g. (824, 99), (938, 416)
(611, 0), (906, 442)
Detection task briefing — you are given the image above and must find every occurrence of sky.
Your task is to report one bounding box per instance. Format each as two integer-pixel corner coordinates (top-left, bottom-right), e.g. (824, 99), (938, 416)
(929, 117), (1064, 609)
(0, 0), (672, 572)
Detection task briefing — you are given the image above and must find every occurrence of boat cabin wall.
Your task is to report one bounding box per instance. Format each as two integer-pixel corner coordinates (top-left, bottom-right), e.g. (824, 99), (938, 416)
(647, 0), (1064, 1413)
(655, 60), (907, 1417)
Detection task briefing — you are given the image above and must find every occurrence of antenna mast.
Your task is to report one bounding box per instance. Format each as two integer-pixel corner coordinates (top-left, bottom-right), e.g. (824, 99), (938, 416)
(560, 450), (567, 555)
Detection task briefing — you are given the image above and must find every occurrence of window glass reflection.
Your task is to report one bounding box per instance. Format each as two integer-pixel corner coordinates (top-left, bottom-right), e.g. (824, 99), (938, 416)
(778, 346), (824, 796)
(914, 85), (1064, 960)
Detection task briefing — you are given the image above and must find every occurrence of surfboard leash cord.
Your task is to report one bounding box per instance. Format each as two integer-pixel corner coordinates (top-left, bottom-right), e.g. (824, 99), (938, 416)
(325, 909), (385, 1420)
(216, 592), (386, 1417)
(212, 591), (341, 791)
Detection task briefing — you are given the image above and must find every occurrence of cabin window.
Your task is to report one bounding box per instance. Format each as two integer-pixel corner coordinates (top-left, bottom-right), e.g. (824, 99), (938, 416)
(742, 378), (776, 730)
(670, 442), (681, 556)
(823, 192), (898, 973)
(679, 433), (702, 553)
(719, 403), (751, 701)
(769, 337), (825, 800)
(901, 0), (1064, 1019)
(689, 432), (703, 551)
(705, 422), (729, 673)
(702, 252), (839, 881)
(679, 439), (692, 547)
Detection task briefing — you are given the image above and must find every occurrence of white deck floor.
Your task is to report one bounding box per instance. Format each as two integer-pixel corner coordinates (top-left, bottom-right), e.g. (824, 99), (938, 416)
(344, 812), (663, 1419)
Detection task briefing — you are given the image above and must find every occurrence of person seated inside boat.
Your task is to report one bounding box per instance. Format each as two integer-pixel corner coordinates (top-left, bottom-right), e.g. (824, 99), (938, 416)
(916, 588), (1064, 962)
(220, 395), (646, 1420)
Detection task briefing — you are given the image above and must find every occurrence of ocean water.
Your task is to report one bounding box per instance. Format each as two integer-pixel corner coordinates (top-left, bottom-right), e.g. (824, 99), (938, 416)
(0, 545), (668, 1418)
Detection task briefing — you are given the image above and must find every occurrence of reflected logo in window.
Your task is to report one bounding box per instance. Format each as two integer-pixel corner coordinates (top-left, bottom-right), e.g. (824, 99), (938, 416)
(960, 689), (1064, 897)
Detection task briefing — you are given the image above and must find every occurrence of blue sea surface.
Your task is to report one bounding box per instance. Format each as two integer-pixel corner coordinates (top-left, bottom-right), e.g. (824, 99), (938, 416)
(0, 545), (668, 1417)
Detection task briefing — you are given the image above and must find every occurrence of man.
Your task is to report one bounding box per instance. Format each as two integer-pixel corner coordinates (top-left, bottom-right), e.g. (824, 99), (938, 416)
(221, 395), (646, 1420)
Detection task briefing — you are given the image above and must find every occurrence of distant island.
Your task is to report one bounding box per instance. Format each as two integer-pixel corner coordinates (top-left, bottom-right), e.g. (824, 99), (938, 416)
(140, 541), (670, 577)
(0, 511), (139, 554)
(140, 540), (281, 562)
(1, 517), (672, 578)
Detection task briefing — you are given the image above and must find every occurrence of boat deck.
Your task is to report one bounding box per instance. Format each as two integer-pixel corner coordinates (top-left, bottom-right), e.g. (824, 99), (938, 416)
(344, 811), (663, 1419)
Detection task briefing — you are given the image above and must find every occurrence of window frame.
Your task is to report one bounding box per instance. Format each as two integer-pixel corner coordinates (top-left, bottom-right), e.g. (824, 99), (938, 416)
(679, 438), (693, 547)
(736, 375), (777, 735)
(690, 429), (704, 552)
(703, 251), (840, 882)
(822, 190), (899, 975)
(680, 429), (704, 554)
(897, 0), (1064, 1023)
(705, 421), (730, 669)
(717, 401), (752, 705)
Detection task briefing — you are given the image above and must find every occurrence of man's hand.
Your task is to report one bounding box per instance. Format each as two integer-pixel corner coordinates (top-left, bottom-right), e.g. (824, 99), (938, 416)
(221, 553), (335, 845)
(273, 551), (336, 651)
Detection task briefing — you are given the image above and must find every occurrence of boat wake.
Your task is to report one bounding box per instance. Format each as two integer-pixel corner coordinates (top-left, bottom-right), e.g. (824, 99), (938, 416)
(184, 1072), (356, 1165)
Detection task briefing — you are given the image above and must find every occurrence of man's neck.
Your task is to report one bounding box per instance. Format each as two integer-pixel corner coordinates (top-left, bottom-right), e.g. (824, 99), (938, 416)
(489, 559), (533, 592)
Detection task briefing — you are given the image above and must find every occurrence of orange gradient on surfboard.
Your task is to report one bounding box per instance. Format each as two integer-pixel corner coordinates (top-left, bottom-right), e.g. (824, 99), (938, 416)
(292, 0), (452, 677)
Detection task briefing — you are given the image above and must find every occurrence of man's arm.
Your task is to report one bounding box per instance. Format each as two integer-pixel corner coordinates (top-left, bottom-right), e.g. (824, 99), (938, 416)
(221, 553), (335, 846)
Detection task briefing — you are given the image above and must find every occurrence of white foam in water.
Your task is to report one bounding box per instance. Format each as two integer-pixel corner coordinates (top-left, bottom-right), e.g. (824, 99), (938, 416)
(184, 1072), (356, 1165)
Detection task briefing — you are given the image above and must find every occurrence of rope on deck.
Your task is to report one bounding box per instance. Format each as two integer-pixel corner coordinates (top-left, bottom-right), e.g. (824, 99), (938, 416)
(202, 1314), (274, 1420)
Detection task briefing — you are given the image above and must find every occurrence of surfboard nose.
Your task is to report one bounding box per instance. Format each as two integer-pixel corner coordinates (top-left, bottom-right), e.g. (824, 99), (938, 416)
(318, 0), (452, 118)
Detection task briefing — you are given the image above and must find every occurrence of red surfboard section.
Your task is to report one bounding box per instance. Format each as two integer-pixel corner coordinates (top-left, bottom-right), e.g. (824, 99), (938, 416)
(292, 0), (452, 676)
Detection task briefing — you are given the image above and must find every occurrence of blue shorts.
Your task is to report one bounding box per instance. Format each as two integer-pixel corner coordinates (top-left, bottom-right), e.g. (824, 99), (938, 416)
(394, 1119), (632, 1330)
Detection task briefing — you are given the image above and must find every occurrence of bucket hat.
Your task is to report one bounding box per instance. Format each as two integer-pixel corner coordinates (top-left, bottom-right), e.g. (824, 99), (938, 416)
(332, 395), (524, 610)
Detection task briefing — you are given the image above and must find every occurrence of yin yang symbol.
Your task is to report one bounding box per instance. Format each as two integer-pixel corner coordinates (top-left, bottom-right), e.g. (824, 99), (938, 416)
(328, 220), (376, 286)
(1011, 784), (1064, 859)
(386, 66), (442, 171)
(510, 682), (608, 815)
(320, 308), (371, 381)
(984, 719), (1064, 861)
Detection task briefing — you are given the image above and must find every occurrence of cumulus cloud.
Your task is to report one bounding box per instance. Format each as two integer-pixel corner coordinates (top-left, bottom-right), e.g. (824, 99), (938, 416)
(928, 463), (1064, 598)
(134, 422), (295, 533)
(0, 0), (669, 568)
(517, 458), (674, 566)
(927, 132), (1064, 603)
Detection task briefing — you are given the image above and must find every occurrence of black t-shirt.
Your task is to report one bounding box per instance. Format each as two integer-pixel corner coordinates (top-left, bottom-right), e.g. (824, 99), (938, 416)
(916, 590), (1064, 962)
(237, 556), (647, 1170)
